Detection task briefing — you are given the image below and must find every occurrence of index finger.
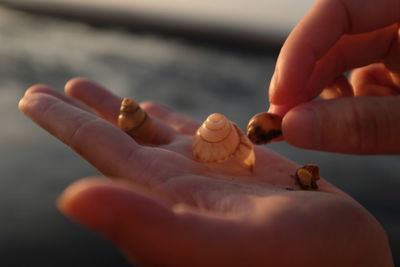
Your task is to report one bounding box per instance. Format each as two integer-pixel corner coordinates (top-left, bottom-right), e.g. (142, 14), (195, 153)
(269, 0), (400, 115)
(18, 91), (148, 178)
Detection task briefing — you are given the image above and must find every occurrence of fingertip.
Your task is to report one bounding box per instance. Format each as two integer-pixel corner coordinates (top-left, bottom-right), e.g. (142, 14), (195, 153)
(18, 93), (28, 113)
(58, 177), (175, 231)
(64, 78), (122, 122)
(64, 77), (92, 97)
(57, 177), (112, 214)
(18, 95), (35, 116)
(57, 177), (135, 236)
(24, 84), (55, 97)
(282, 105), (321, 149)
(18, 91), (52, 117)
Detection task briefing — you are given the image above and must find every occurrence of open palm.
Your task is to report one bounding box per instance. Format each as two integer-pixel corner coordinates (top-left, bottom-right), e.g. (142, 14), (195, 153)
(19, 78), (392, 267)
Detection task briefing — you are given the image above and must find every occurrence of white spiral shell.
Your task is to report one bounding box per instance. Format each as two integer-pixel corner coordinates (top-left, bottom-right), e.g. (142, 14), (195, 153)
(192, 113), (255, 170)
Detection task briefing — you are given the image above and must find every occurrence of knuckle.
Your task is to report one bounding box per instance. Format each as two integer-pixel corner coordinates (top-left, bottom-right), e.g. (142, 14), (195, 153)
(67, 117), (102, 150)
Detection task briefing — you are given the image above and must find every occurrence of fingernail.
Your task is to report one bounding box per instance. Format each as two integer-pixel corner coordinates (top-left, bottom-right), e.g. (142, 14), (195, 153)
(283, 108), (321, 149)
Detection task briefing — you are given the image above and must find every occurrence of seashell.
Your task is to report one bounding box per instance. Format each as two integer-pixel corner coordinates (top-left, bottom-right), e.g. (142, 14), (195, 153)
(295, 164), (320, 190)
(118, 97), (153, 139)
(192, 113), (255, 170)
(247, 112), (282, 144)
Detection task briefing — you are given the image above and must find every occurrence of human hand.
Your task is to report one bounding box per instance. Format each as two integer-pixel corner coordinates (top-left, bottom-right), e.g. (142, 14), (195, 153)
(19, 78), (393, 266)
(268, 0), (400, 154)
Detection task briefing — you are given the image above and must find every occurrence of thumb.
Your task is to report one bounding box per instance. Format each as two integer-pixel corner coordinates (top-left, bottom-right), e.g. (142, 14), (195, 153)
(58, 178), (184, 266)
(57, 178), (240, 266)
(283, 96), (400, 154)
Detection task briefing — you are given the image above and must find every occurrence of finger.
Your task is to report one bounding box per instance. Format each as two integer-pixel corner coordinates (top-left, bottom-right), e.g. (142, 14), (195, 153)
(140, 101), (200, 135)
(58, 178), (178, 266)
(65, 78), (176, 144)
(269, 29), (396, 113)
(18, 92), (149, 178)
(351, 63), (400, 96)
(58, 178), (241, 266)
(65, 78), (121, 123)
(282, 96), (400, 154)
(25, 84), (93, 113)
(269, 0), (400, 114)
(320, 75), (354, 99)
(307, 25), (399, 99)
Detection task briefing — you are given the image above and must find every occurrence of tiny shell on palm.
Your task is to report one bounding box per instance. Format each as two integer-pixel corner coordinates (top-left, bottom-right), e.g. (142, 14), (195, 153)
(118, 97), (152, 133)
(192, 113), (255, 170)
(295, 164), (320, 190)
(117, 98), (154, 143)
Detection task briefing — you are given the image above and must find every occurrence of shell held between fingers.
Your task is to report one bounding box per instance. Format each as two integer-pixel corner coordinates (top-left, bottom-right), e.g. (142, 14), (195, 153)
(192, 113), (255, 170)
(247, 112), (282, 144)
(118, 97), (153, 138)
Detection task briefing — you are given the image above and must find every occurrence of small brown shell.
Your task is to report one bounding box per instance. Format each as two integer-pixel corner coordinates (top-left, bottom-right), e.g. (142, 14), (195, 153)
(118, 97), (153, 139)
(192, 113), (255, 170)
(247, 112), (282, 144)
(295, 164), (320, 190)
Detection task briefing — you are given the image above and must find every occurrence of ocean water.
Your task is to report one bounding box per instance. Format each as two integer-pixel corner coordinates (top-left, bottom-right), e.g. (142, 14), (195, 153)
(0, 7), (399, 266)
(0, 0), (315, 42)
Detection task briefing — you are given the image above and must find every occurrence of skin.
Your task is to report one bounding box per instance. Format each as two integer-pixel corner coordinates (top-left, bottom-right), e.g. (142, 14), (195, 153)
(19, 78), (393, 266)
(268, 0), (400, 154)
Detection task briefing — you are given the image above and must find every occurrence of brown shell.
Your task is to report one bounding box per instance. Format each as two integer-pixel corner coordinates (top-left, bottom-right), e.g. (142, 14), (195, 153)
(247, 112), (282, 144)
(192, 113), (255, 170)
(118, 97), (153, 138)
(295, 164), (320, 190)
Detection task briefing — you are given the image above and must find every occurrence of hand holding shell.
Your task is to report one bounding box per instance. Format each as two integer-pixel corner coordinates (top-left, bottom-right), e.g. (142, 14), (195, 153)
(20, 79), (384, 267)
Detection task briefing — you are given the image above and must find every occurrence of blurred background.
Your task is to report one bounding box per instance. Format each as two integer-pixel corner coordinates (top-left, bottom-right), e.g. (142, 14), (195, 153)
(0, 0), (398, 266)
